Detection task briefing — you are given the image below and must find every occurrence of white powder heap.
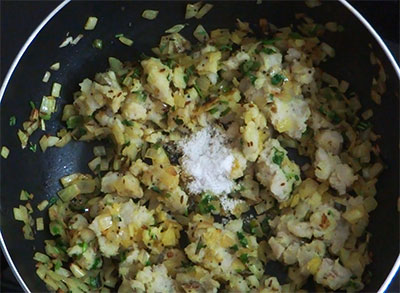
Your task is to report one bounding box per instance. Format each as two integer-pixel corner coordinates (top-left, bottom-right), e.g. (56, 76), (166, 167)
(179, 126), (240, 211)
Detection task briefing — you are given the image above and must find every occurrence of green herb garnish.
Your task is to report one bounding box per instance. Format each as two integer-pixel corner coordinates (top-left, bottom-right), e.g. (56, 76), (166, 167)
(270, 73), (286, 85)
(9, 116), (16, 126)
(151, 186), (161, 193)
(198, 193), (216, 214)
(122, 120), (134, 127)
(239, 253), (249, 264)
(236, 232), (248, 248)
(260, 47), (276, 55)
(29, 142), (37, 153)
(272, 148), (284, 166)
(92, 39), (103, 49)
(174, 117), (184, 125)
(220, 107), (231, 117)
(208, 107), (219, 114)
(230, 244), (239, 251)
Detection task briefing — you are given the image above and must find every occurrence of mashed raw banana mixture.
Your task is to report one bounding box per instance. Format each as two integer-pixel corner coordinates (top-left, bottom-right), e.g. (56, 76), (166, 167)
(24, 12), (384, 293)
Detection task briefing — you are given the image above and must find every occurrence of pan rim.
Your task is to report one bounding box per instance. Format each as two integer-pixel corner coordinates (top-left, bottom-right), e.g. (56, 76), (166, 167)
(0, 1), (398, 292)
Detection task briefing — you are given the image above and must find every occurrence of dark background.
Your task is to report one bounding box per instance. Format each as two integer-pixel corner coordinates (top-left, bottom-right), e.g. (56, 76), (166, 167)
(0, 0), (398, 292)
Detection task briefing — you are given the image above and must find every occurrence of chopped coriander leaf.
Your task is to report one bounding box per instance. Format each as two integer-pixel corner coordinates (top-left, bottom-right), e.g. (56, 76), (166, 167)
(122, 120), (134, 126)
(91, 257), (102, 269)
(78, 242), (88, 253)
(195, 240), (206, 254)
(239, 253), (249, 263)
(236, 231), (248, 247)
(153, 142), (161, 150)
(48, 196), (58, 206)
(174, 117), (184, 125)
(29, 101), (36, 109)
(119, 251), (127, 262)
(134, 91), (147, 102)
(193, 84), (203, 98)
(208, 107), (219, 114)
(357, 121), (371, 131)
(165, 59), (176, 69)
(247, 73), (257, 84)
(29, 142), (37, 153)
(89, 275), (101, 288)
(132, 67), (141, 78)
(230, 244), (239, 251)
(40, 113), (51, 120)
(198, 193), (216, 214)
(272, 147), (285, 166)
(184, 65), (195, 83)
(66, 115), (83, 129)
(270, 73), (286, 85)
(9, 116), (16, 126)
(260, 47), (276, 55)
(220, 44), (233, 51)
(145, 260), (152, 266)
(240, 60), (260, 74)
(220, 107), (231, 117)
(151, 186), (161, 193)
(54, 260), (62, 271)
(92, 39), (103, 49)
(328, 111), (342, 124)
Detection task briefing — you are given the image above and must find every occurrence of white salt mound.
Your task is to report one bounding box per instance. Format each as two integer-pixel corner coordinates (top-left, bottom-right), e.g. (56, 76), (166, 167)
(179, 126), (234, 195)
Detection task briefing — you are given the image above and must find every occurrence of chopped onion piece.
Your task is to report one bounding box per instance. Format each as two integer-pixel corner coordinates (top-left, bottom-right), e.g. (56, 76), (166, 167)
(165, 24), (187, 34)
(42, 71), (51, 83)
(51, 83), (62, 97)
(50, 62), (60, 71)
(58, 184), (80, 202)
(37, 200), (49, 211)
(195, 3), (213, 19)
(55, 132), (72, 148)
(321, 72), (339, 87)
(339, 80), (349, 93)
(185, 2), (202, 19)
(36, 218), (45, 231)
(71, 34), (84, 45)
(371, 89), (381, 105)
(320, 42), (335, 58)
(20, 190), (32, 200)
(1, 146), (10, 159)
(59, 37), (73, 48)
(362, 109), (373, 120)
(142, 9), (159, 20)
(93, 146), (106, 156)
(17, 130), (28, 149)
(119, 36), (133, 46)
(88, 156), (101, 171)
(193, 24), (209, 43)
(84, 16), (98, 30)
(40, 96), (56, 115)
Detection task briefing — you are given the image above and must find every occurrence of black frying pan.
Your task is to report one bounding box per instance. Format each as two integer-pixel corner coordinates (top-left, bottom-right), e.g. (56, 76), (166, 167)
(1, 1), (399, 292)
